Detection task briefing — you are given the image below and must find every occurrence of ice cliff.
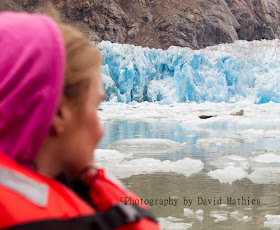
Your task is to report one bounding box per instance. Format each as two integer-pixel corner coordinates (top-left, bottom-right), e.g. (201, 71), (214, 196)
(99, 40), (280, 104)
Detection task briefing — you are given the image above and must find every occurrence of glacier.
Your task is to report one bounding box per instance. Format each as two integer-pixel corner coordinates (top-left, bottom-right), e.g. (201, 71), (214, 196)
(98, 39), (280, 104)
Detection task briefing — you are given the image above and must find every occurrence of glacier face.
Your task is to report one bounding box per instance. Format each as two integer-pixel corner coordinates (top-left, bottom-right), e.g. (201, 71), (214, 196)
(98, 40), (280, 104)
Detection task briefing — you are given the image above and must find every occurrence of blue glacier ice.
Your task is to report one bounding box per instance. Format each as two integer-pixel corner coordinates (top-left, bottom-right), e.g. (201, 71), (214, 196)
(98, 39), (280, 104)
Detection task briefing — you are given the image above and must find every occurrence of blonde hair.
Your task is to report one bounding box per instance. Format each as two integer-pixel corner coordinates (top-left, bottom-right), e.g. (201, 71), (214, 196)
(57, 23), (102, 103)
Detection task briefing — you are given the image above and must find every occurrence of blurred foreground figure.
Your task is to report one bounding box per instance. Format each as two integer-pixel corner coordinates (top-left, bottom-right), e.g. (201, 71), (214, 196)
(0, 12), (160, 230)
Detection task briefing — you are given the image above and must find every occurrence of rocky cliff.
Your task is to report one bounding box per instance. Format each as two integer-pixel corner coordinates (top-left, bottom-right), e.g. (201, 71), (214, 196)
(1, 0), (280, 50)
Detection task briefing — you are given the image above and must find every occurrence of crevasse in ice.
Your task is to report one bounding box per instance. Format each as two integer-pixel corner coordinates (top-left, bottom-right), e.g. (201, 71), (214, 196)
(98, 39), (280, 104)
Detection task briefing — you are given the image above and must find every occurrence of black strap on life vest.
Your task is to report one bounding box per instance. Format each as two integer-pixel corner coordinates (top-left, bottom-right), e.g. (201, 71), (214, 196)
(4, 204), (157, 230)
(55, 173), (96, 209)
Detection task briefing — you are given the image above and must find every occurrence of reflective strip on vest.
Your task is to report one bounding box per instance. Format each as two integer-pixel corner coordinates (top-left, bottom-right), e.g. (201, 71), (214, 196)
(0, 166), (49, 207)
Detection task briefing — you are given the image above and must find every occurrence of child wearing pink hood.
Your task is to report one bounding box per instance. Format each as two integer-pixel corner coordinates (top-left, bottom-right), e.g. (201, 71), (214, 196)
(0, 12), (160, 230)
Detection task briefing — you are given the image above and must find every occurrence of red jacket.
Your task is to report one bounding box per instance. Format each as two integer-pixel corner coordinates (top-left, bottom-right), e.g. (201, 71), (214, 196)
(0, 153), (160, 230)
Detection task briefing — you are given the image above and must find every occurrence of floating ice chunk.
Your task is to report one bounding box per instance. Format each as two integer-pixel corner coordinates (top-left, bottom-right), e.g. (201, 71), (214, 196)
(99, 101), (280, 132)
(158, 217), (193, 230)
(163, 216), (184, 222)
(239, 129), (280, 139)
(210, 210), (229, 222)
(109, 138), (185, 154)
(230, 210), (252, 222)
(94, 149), (132, 166)
(226, 155), (247, 161)
(167, 158), (204, 176)
(252, 153), (280, 164)
(208, 166), (248, 184)
(248, 153), (280, 184)
(183, 208), (203, 222)
(264, 215), (280, 230)
(247, 167), (280, 184)
(210, 155), (248, 170)
(265, 130), (280, 138)
(95, 149), (132, 161)
(103, 157), (203, 179)
(218, 204), (229, 208)
(196, 138), (240, 148)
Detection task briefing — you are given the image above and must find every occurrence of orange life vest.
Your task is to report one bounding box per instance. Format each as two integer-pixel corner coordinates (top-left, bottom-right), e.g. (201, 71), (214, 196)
(0, 153), (160, 230)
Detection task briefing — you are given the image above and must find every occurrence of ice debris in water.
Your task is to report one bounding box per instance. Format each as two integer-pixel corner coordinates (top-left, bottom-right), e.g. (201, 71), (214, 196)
(264, 215), (280, 230)
(247, 153), (280, 184)
(247, 167), (280, 184)
(94, 149), (133, 166)
(116, 157), (203, 178)
(230, 210), (252, 222)
(211, 210), (251, 223)
(208, 151), (280, 184)
(208, 166), (248, 184)
(158, 216), (193, 230)
(195, 138), (240, 148)
(210, 155), (248, 170)
(210, 210), (229, 222)
(99, 39), (280, 104)
(99, 101), (280, 133)
(251, 153), (280, 165)
(95, 151), (203, 179)
(109, 138), (185, 154)
(183, 208), (203, 222)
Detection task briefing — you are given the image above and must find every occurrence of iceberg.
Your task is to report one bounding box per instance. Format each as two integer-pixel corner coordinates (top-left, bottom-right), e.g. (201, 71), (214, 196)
(195, 138), (240, 148)
(210, 210), (229, 222)
(98, 40), (280, 104)
(264, 215), (280, 230)
(95, 151), (204, 179)
(230, 210), (252, 222)
(183, 208), (204, 222)
(158, 216), (193, 230)
(108, 138), (185, 154)
(208, 166), (248, 184)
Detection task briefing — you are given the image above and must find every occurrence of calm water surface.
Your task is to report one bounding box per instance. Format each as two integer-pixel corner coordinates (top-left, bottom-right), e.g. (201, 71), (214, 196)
(98, 120), (280, 230)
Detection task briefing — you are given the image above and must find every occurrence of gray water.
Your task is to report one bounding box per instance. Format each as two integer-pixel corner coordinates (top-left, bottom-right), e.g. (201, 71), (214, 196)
(98, 120), (280, 229)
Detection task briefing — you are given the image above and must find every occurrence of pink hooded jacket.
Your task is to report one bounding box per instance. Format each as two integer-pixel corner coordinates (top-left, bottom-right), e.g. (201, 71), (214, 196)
(0, 12), (65, 168)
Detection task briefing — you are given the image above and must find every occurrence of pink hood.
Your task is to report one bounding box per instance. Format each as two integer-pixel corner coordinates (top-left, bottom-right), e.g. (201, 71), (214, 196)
(0, 12), (65, 168)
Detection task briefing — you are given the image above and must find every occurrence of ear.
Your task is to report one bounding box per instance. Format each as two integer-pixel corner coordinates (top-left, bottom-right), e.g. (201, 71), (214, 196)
(50, 97), (72, 135)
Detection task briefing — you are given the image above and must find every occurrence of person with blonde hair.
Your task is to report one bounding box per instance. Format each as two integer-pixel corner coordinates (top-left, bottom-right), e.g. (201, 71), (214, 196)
(0, 12), (160, 230)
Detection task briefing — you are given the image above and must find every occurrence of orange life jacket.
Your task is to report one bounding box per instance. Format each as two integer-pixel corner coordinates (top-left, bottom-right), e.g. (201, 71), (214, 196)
(0, 153), (160, 230)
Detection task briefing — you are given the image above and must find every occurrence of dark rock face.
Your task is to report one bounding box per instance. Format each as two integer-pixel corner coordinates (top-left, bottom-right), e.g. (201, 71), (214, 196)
(1, 0), (280, 49)
(0, 0), (24, 12)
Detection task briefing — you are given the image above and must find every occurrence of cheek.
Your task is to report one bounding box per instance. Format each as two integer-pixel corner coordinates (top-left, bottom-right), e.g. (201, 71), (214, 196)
(90, 112), (104, 144)
(96, 121), (104, 142)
